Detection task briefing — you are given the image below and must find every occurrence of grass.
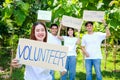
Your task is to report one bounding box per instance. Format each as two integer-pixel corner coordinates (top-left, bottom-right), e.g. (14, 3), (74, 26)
(1, 48), (120, 80)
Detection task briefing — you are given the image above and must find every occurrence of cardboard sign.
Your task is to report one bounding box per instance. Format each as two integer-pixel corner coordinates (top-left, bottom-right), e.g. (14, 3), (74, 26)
(83, 10), (105, 22)
(16, 38), (68, 71)
(61, 15), (83, 30)
(37, 10), (52, 22)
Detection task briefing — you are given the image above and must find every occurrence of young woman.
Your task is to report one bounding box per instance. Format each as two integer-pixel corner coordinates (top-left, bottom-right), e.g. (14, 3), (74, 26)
(11, 22), (52, 80)
(58, 27), (80, 80)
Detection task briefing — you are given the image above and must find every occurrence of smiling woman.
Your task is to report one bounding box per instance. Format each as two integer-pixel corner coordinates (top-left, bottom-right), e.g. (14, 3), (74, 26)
(57, 27), (80, 80)
(30, 22), (47, 42)
(11, 22), (52, 80)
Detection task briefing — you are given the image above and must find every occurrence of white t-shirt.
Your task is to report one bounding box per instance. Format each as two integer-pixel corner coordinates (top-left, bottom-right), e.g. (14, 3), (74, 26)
(24, 65), (52, 80)
(63, 36), (77, 56)
(81, 32), (106, 59)
(47, 32), (61, 45)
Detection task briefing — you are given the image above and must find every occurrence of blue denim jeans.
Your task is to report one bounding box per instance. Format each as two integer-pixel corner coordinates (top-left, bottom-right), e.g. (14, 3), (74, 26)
(85, 59), (102, 80)
(50, 70), (54, 80)
(61, 56), (76, 80)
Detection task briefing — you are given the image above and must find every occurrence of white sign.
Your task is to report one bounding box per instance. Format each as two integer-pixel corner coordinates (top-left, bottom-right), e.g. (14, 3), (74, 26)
(83, 10), (105, 22)
(61, 15), (83, 30)
(16, 38), (68, 71)
(37, 10), (52, 22)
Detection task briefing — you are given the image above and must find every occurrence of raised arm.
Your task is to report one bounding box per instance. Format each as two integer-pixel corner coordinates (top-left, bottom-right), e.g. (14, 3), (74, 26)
(76, 37), (80, 45)
(102, 20), (111, 38)
(57, 23), (64, 41)
(57, 35), (64, 41)
(105, 27), (111, 38)
(76, 29), (80, 44)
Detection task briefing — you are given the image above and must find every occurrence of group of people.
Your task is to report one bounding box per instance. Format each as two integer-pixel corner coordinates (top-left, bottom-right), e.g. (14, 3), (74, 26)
(11, 20), (110, 80)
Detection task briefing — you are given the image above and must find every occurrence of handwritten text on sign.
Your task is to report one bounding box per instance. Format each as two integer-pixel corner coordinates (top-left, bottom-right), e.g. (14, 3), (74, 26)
(83, 10), (105, 22)
(16, 38), (68, 71)
(61, 15), (83, 30)
(37, 10), (52, 22)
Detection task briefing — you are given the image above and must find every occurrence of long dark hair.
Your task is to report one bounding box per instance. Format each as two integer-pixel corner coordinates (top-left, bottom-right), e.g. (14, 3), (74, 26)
(67, 27), (75, 37)
(30, 22), (47, 42)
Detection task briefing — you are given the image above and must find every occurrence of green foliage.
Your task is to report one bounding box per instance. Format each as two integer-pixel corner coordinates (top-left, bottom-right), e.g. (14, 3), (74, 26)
(14, 10), (26, 26)
(2, 4), (14, 19)
(11, 67), (24, 80)
(0, 48), (11, 69)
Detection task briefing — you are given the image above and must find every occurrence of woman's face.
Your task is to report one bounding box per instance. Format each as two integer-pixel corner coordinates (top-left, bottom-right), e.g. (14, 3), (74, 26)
(35, 24), (46, 41)
(68, 28), (74, 36)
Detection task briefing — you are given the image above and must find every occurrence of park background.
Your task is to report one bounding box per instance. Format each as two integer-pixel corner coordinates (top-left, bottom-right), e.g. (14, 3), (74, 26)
(0, 0), (120, 80)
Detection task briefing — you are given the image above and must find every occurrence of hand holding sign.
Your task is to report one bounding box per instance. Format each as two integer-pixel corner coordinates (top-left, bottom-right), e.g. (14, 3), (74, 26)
(11, 59), (21, 68)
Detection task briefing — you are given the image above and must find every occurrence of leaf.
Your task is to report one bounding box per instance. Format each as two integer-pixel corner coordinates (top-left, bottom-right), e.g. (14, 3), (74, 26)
(109, 19), (120, 29)
(0, 35), (3, 39)
(2, 4), (13, 19)
(9, 34), (19, 46)
(14, 10), (26, 26)
(97, 2), (104, 9)
(89, 0), (95, 3)
(114, 8), (120, 21)
(6, 19), (13, 28)
(3, 0), (13, 7)
(81, 0), (89, 8)
(5, 0), (12, 4)
(48, 0), (54, 6)
(20, 3), (30, 15)
(16, 1), (30, 15)
(52, 7), (64, 21)
(72, 0), (78, 4)
(109, 1), (119, 7)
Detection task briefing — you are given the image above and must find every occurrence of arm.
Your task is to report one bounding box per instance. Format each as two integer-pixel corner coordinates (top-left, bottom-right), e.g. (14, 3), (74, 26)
(57, 36), (64, 41)
(81, 46), (89, 57)
(102, 20), (111, 38)
(57, 23), (64, 41)
(106, 27), (111, 38)
(76, 37), (80, 45)
(76, 29), (80, 44)
(57, 23), (62, 36)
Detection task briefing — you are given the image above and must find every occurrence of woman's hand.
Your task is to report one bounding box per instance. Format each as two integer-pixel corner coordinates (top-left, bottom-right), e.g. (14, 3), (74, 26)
(11, 58), (21, 68)
(85, 53), (90, 57)
(61, 71), (66, 76)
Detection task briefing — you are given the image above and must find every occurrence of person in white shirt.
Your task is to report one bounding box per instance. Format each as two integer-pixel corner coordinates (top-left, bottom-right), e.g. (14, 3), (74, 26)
(81, 20), (111, 80)
(47, 24), (61, 80)
(58, 27), (80, 80)
(47, 24), (61, 45)
(11, 22), (52, 80)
